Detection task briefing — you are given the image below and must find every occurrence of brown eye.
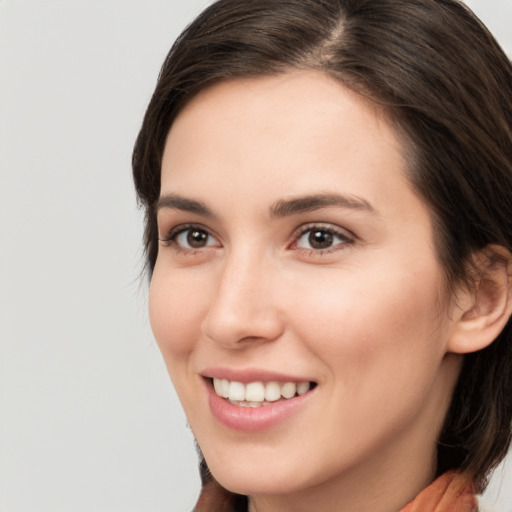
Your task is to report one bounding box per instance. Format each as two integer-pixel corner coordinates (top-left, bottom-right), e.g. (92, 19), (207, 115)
(308, 230), (334, 249)
(171, 227), (219, 250)
(295, 225), (352, 253)
(187, 229), (209, 248)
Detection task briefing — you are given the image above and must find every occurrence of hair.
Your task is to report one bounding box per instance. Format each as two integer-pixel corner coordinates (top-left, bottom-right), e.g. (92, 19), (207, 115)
(132, 0), (512, 493)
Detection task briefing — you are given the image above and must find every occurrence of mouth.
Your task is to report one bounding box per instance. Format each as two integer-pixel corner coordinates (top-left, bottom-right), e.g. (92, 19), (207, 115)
(202, 371), (318, 431)
(209, 377), (317, 408)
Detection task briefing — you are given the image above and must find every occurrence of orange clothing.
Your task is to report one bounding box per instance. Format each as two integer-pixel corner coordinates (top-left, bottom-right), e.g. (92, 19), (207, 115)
(193, 470), (478, 512)
(400, 471), (478, 512)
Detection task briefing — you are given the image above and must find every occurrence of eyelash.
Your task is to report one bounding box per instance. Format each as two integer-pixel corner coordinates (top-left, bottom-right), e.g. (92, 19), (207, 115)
(159, 223), (217, 252)
(159, 222), (354, 255)
(290, 223), (354, 254)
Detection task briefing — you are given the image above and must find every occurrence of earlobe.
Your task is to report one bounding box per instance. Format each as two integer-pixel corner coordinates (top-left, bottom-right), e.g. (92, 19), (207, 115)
(447, 245), (512, 354)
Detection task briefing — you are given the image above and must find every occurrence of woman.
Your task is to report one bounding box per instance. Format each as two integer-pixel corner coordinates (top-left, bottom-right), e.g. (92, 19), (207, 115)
(132, 0), (512, 510)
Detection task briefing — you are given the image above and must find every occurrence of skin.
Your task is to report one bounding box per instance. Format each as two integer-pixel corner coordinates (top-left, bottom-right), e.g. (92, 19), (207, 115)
(149, 71), (466, 512)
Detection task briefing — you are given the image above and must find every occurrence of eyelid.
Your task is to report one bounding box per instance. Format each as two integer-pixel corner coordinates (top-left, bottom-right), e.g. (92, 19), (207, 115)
(289, 222), (355, 252)
(158, 222), (221, 249)
(158, 221), (354, 255)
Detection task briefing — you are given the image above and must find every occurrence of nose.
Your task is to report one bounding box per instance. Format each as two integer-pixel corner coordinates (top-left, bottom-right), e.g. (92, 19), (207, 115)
(201, 251), (284, 349)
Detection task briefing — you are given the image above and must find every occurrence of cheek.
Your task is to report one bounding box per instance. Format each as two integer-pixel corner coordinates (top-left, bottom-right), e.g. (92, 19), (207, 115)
(283, 264), (452, 449)
(148, 266), (209, 361)
(285, 259), (447, 378)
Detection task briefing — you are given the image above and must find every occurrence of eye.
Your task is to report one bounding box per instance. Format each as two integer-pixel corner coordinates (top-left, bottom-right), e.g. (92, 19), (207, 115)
(293, 224), (353, 253)
(160, 224), (220, 250)
(175, 228), (215, 249)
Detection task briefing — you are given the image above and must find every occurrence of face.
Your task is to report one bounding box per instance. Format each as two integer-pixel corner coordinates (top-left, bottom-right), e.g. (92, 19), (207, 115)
(150, 72), (463, 509)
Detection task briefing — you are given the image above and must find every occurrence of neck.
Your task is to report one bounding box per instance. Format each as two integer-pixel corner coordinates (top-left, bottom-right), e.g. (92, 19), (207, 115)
(248, 449), (435, 512)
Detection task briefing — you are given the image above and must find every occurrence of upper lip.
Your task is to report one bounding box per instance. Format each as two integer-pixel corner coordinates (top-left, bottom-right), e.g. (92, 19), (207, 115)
(201, 367), (316, 384)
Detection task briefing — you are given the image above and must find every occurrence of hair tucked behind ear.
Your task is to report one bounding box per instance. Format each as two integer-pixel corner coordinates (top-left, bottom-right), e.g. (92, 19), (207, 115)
(133, 0), (512, 491)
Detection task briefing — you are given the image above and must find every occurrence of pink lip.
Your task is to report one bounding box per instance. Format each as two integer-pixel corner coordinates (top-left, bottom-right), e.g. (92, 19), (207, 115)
(201, 367), (315, 384)
(202, 375), (316, 433)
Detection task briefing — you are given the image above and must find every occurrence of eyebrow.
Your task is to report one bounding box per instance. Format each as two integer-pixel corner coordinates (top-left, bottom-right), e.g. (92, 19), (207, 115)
(156, 194), (214, 217)
(156, 192), (378, 218)
(269, 193), (378, 218)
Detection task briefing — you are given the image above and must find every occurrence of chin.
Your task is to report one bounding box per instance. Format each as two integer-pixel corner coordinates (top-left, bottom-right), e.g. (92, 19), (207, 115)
(201, 446), (311, 497)
(210, 464), (305, 497)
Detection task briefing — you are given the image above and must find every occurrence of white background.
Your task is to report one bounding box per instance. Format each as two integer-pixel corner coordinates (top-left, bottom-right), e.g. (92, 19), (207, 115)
(0, 1), (511, 511)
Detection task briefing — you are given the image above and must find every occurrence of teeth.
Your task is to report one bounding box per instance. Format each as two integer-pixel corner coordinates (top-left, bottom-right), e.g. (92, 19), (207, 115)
(212, 378), (312, 404)
(297, 381), (310, 395)
(281, 382), (297, 399)
(228, 381), (245, 401)
(213, 378), (230, 398)
(245, 382), (265, 402)
(265, 381), (281, 402)
(230, 400), (264, 408)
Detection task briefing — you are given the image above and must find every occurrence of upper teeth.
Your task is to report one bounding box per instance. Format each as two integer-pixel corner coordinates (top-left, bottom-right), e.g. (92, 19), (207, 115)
(213, 378), (311, 403)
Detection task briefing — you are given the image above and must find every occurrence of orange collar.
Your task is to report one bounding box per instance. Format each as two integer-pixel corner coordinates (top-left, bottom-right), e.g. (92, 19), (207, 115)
(399, 471), (478, 512)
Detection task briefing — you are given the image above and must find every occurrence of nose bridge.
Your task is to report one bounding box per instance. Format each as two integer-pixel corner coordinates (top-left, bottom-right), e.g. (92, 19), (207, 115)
(201, 244), (282, 347)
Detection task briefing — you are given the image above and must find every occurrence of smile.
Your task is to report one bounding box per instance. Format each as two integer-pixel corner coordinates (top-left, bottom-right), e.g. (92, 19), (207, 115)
(212, 378), (312, 407)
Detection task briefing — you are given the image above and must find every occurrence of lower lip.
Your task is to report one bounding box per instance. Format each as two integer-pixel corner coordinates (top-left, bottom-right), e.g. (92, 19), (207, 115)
(205, 380), (314, 432)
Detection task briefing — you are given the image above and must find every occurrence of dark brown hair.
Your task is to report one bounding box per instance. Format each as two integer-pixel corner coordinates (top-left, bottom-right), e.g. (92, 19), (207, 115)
(132, 0), (512, 492)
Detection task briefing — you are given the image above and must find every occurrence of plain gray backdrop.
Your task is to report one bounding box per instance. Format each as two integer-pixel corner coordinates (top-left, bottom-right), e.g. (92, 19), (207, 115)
(0, 1), (511, 511)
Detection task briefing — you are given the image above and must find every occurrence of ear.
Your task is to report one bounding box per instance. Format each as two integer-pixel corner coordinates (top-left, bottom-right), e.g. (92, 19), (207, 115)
(447, 245), (512, 354)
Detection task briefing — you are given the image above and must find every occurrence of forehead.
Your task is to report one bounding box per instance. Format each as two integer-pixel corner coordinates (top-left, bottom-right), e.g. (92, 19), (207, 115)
(169, 71), (397, 152)
(160, 71), (419, 221)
